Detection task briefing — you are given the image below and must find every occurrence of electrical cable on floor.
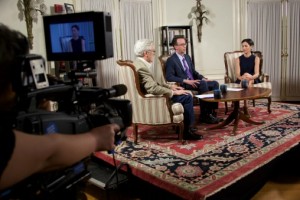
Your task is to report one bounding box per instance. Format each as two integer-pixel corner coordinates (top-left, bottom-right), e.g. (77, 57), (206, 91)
(105, 140), (127, 189)
(112, 152), (119, 187)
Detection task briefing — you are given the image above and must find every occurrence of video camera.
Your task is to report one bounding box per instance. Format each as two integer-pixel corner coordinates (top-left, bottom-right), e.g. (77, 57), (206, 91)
(0, 54), (132, 199)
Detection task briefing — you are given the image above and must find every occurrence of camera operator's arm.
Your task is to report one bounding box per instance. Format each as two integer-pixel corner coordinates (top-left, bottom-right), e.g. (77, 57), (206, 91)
(0, 124), (119, 190)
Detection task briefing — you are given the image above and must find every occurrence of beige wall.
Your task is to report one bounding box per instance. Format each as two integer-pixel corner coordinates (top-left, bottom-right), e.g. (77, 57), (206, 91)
(165, 0), (235, 83)
(0, 0), (235, 83)
(0, 0), (76, 67)
(0, 1), (27, 33)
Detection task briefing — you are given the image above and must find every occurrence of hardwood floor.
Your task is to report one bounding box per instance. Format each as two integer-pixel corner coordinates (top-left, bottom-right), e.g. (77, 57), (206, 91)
(251, 147), (300, 200)
(252, 180), (300, 200)
(83, 172), (300, 200)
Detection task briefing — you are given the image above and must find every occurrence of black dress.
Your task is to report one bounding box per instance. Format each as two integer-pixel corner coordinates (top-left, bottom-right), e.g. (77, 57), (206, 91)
(70, 36), (84, 52)
(235, 54), (261, 84)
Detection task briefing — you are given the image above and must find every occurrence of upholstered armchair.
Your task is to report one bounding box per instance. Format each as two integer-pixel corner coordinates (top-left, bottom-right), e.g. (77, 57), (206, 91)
(158, 55), (169, 81)
(117, 60), (184, 144)
(158, 54), (178, 85)
(224, 51), (272, 113)
(158, 54), (199, 104)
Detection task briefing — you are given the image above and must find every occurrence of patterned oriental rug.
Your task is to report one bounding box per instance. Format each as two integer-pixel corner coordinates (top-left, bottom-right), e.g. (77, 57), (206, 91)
(94, 102), (300, 200)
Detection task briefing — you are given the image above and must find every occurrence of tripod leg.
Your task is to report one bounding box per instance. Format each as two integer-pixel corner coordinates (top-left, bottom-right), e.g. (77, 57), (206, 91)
(104, 162), (130, 190)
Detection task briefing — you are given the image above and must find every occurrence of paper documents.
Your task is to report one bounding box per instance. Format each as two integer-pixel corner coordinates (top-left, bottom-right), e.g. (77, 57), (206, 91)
(195, 94), (214, 99)
(227, 88), (243, 91)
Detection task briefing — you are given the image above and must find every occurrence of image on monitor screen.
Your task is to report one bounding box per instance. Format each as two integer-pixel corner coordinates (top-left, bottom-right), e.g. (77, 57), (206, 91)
(50, 22), (95, 53)
(43, 12), (113, 61)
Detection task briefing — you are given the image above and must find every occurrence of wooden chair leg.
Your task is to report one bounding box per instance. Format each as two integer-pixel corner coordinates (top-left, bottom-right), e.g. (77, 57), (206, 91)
(178, 122), (184, 144)
(174, 125), (179, 134)
(267, 96), (272, 113)
(133, 124), (138, 144)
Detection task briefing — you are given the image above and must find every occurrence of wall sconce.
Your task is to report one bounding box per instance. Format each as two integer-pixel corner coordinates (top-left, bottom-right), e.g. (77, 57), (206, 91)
(17, 0), (47, 49)
(188, 0), (209, 43)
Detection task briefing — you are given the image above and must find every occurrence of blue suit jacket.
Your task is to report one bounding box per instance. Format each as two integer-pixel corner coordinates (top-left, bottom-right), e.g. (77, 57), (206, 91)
(165, 53), (204, 85)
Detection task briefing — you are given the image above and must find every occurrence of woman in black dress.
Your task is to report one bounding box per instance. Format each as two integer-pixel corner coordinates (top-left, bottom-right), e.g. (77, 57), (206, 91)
(68, 25), (85, 52)
(235, 38), (261, 86)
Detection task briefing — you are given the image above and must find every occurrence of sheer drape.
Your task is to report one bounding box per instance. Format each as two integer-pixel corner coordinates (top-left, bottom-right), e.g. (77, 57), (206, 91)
(233, 0), (248, 50)
(120, 0), (153, 61)
(81, 0), (159, 87)
(247, 0), (281, 99)
(81, 0), (120, 87)
(119, 0), (165, 81)
(287, 0), (300, 96)
(152, 0), (166, 82)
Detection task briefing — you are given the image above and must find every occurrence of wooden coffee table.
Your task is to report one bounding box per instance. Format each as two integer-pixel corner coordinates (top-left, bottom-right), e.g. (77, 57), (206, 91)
(200, 87), (272, 135)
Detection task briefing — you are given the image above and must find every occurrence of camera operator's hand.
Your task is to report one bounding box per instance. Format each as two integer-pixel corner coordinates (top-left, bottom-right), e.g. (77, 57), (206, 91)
(88, 124), (120, 151)
(0, 124), (120, 190)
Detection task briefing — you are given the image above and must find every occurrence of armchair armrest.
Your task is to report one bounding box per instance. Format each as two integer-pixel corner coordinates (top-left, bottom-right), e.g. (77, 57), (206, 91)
(144, 94), (163, 98)
(261, 73), (270, 82)
(166, 81), (178, 86)
(224, 75), (233, 83)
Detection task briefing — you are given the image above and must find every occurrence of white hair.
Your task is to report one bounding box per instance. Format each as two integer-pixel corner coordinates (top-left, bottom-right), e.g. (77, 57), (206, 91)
(133, 39), (153, 57)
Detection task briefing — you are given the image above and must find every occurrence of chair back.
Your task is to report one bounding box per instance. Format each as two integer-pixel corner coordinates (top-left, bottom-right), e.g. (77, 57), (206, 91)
(117, 60), (177, 125)
(158, 54), (199, 105)
(60, 36), (72, 52)
(224, 51), (263, 83)
(158, 54), (170, 81)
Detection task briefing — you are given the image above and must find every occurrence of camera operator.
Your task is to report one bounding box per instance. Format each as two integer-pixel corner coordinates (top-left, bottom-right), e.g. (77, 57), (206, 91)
(0, 24), (120, 190)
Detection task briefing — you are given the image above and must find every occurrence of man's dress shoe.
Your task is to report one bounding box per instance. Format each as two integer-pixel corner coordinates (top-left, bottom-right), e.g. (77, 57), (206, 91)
(184, 133), (203, 140)
(200, 114), (219, 124)
(184, 128), (203, 140)
(212, 111), (224, 122)
(189, 127), (198, 133)
(215, 116), (224, 123)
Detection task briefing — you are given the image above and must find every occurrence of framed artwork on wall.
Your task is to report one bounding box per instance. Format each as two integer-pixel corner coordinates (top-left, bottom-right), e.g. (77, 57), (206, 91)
(64, 3), (75, 14)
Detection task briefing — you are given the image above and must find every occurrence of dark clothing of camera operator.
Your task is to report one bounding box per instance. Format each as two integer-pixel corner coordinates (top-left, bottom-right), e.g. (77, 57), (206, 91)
(0, 23), (118, 192)
(0, 127), (15, 180)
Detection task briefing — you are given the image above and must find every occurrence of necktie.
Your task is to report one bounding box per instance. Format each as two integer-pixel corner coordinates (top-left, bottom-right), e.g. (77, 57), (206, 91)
(182, 57), (194, 80)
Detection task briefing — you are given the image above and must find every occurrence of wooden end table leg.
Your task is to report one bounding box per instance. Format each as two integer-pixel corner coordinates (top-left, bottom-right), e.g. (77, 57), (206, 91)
(204, 99), (265, 135)
(231, 110), (240, 135)
(225, 102), (228, 114)
(239, 111), (264, 125)
(204, 101), (239, 131)
(243, 100), (251, 118)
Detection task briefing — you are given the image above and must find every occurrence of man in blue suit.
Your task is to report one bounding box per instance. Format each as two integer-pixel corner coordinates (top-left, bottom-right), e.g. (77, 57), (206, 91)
(165, 35), (222, 124)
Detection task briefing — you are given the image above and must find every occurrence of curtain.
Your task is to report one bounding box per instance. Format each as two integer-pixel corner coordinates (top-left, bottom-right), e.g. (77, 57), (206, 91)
(81, 0), (160, 87)
(247, 0), (281, 99)
(120, 0), (169, 82)
(120, 0), (153, 61)
(233, 0), (248, 50)
(81, 0), (120, 88)
(287, 0), (300, 96)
